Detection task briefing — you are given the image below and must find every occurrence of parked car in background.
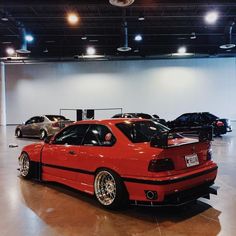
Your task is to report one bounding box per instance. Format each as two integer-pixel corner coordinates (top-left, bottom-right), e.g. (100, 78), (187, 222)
(18, 119), (217, 209)
(167, 112), (232, 136)
(112, 113), (167, 125)
(15, 115), (73, 139)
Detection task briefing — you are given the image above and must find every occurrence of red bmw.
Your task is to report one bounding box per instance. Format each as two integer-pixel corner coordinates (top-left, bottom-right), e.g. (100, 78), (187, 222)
(18, 119), (218, 209)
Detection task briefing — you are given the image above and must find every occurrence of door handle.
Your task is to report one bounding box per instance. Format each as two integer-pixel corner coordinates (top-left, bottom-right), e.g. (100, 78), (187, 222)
(68, 150), (76, 155)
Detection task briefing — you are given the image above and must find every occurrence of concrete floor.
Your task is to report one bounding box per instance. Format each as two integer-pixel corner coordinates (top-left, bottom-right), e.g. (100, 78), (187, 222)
(0, 124), (236, 236)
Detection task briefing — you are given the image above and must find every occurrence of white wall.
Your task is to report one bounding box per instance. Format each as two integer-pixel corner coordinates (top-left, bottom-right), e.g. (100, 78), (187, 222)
(5, 57), (236, 124)
(0, 62), (6, 125)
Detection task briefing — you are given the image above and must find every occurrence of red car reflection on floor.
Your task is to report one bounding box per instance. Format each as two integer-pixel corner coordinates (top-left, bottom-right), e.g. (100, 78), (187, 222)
(18, 119), (218, 209)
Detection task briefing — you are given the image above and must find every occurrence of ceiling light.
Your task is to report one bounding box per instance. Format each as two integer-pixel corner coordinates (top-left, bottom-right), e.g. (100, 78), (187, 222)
(67, 13), (79, 25)
(117, 46), (132, 52)
(1, 17), (8, 21)
(16, 49), (31, 54)
(43, 48), (49, 53)
(138, 15), (145, 21)
(134, 34), (142, 41)
(86, 46), (96, 55)
(220, 44), (236, 49)
(81, 36), (87, 40)
(190, 32), (196, 40)
(205, 11), (218, 24)
(109, 0), (135, 7)
(178, 46), (187, 54)
(76, 55), (105, 59)
(6, 47), (15, 56)
(25, 34), (34, 43)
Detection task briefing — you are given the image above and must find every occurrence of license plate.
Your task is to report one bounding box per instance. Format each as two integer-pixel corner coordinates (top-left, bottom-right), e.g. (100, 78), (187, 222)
(185, 154), (199, 167)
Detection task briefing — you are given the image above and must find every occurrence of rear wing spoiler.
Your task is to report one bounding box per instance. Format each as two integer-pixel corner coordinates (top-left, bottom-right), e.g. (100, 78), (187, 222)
(150, 125), (213, 149)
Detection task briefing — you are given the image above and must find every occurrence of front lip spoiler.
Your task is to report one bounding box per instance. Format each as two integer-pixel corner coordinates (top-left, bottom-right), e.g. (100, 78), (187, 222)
(123, 166), (218, 185)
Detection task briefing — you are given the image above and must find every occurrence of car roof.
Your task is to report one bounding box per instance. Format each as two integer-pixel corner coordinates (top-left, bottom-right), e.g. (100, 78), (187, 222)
(73, 118), (147, 125)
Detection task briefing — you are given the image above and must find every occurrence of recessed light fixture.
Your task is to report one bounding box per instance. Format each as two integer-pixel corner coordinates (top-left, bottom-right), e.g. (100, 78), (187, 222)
(1, 17), (9, 21)
(81, 36), (87, 40)
(86, 46), (96, 55)
(109, 0), (135, 7)
(178, 46), (187, 54)
(25, 34), (34, 43)
(190, 32), (196, 40)
(205, 11), (218, 24)
(67, 13), (79, 25)
(220, 44), (236, 49)
(134, 34), (142, 41)
(6, 47), (15, 56)
(138, 14), (145, 21)
(89, 39), (99, 42)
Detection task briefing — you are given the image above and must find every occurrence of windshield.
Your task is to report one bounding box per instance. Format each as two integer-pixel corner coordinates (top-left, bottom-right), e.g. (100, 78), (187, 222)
(203, 112), (219, 120)
(136, 113), (152, 119)
(46, 115), (67, 121)
(116, 120), (170, 143)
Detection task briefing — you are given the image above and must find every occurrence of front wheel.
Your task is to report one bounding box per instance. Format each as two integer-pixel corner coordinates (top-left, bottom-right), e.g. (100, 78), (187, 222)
(94, 169), (128, 210)
(19, 152), (32, 179)
(16, 129), (22, 138)
(40, 130), (47, 140)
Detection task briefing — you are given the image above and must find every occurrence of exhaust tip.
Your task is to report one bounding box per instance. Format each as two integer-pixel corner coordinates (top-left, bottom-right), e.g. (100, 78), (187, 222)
(145, 190), (158, 200)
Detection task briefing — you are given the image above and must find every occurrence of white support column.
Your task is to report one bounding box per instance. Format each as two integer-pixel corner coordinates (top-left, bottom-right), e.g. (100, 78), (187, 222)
(0, 62), (6, 126)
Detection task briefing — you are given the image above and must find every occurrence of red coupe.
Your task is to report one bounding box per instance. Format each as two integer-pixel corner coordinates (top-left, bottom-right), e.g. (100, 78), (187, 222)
(18, 119), (218, 209)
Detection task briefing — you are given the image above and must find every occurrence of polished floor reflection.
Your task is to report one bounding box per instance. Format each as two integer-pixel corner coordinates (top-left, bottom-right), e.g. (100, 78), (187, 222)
(0, 124), (236, 236)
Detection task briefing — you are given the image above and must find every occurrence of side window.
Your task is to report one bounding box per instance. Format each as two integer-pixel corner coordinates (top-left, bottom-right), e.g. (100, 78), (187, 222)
(25, 118), (34, 125)
(54, 125), (89, 145)
(33, 116), (42, 123)
(82, 125), (116, 147)
(176, 114), (190, 123)
(189, 114), (199, 124)
(38, 116), (44, 123)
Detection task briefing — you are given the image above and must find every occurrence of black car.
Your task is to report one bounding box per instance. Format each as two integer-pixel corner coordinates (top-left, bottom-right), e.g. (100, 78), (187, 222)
(167, 112), (232, 136)
(112, 113), (167, 125)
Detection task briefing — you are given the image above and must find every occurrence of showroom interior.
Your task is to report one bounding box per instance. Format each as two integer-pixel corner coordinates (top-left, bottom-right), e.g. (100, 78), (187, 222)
(0, 0), (236, 235)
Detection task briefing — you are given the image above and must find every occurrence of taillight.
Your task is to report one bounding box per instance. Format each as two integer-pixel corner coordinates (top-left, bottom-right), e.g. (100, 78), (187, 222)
(52, 122), (59, 128)
(207, 148), (212, 161)
(216, 121), (224, 127)
(148, 158), (174, 172)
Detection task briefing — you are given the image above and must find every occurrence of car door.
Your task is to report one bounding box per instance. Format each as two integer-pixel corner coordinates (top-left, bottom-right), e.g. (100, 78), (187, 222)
(34, 116), (45, 136)
(22, 117), (34, 136)
(77, 124), (117, 174)
(41, 124), (90, 181)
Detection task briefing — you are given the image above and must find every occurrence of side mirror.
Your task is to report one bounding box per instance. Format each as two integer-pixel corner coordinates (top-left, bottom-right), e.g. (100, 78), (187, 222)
(44, 135), (53, 144)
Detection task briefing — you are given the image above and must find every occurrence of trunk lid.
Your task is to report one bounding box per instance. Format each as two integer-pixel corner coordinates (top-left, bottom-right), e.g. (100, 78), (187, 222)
(159, 138), (210, 171)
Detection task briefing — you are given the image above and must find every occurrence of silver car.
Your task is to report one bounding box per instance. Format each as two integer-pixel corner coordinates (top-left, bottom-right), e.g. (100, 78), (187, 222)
(15, 115), (73, 139)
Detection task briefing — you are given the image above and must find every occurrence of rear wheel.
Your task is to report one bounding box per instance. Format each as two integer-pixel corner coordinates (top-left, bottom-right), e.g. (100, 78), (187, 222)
(16, 129), (22, 138)
(19, 152), (32, 179)
(94, 169), (128, 210)
(40, 129), (47, 140)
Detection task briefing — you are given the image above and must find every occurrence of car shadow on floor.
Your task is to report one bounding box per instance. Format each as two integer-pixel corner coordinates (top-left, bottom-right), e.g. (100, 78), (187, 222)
(19, 178), (222, 236)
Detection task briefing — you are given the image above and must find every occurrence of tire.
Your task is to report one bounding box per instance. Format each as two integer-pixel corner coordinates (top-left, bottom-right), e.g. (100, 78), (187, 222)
(40, 129), (47, 140)
(19, 152), (32, 179)
(16, 129), (22, 138)
(94, 169), (128, 210)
